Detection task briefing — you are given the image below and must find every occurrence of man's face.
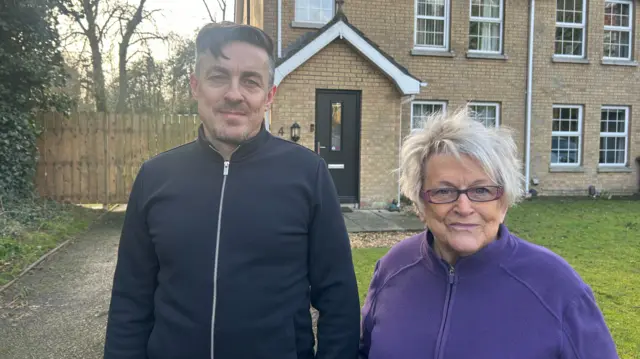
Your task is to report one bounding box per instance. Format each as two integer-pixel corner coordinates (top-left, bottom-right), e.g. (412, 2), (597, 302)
(190, 41), (277, 146)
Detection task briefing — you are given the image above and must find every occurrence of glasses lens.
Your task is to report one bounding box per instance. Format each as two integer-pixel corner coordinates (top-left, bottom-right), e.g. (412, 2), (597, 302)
(467, 186), (499, 201)
(429, 188), (458, 203)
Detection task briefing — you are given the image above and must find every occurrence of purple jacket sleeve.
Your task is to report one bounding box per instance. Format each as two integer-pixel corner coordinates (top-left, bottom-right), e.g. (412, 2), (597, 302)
(359, 260), (382, 359)
(560, 285), (619, 359)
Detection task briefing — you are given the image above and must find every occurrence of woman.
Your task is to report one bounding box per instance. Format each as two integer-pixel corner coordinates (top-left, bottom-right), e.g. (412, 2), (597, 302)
(358, 108), (619, 358)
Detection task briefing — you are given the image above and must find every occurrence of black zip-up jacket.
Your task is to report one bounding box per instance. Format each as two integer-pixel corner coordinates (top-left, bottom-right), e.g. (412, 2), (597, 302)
(104, 124), (361, 359)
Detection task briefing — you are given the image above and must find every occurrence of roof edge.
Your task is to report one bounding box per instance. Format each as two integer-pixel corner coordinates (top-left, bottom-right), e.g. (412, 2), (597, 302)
(274, 16), (424, 95)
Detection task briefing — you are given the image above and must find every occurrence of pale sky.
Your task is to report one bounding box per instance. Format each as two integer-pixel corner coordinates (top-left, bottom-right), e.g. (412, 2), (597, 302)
(60, 0), (234, 76)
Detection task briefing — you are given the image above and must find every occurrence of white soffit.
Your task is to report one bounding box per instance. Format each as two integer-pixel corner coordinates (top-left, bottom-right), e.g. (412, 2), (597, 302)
(274, 20), (423, 95)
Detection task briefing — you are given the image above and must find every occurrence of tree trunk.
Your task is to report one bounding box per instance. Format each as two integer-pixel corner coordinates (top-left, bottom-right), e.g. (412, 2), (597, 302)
(116, 42), (129, 113)
(89, 37), (107, 112)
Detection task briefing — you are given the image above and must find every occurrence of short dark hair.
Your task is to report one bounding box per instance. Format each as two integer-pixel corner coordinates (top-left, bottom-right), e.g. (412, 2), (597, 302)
(195, 21), (275, 86)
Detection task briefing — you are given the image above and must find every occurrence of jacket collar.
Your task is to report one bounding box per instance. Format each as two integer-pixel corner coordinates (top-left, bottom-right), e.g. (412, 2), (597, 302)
(422, 223), (516, 278)
(196, 121), (271, 162)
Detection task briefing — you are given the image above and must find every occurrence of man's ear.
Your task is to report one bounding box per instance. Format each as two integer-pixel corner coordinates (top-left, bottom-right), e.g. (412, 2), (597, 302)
(190, 73), (199, 100)
(265, 85), (277, 108)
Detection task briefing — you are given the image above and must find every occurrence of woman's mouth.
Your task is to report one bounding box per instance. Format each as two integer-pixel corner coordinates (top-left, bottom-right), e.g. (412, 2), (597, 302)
(449, 223), (479, 230)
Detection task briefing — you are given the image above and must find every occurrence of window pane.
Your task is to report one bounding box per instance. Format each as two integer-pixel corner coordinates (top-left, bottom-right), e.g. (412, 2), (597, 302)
(331, 102), (342, 151)
(419, 0), (445, 17)
(471, 0), (500, 19)
(413, 103), (444, 129)
(469, 22), (500, 51)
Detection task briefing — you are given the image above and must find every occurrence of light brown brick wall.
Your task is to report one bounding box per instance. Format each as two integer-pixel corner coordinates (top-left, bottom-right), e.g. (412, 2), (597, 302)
(530, 0), (640, 195)
(271, 40), (402, 208)
(264, 0), (640, 196)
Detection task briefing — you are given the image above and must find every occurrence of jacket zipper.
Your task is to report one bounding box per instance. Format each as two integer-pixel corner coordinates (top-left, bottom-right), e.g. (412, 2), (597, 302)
(208, 144), (236, 359)
(434, 264), (456, 359)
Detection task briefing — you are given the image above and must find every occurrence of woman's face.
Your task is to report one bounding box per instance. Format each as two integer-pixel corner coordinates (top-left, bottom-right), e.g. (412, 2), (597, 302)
(421, 153), (507, 258)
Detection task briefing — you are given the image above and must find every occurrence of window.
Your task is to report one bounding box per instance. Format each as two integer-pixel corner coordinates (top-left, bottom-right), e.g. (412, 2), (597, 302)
(415, 0), (449, 49)
(599, 106), (629, 166)
(468, 102), (500, 127)
(551, 105), (582, 166)
(331, 102), (342, 151)
(469, 0), (504, 53)
(295, 0), (333, 24)
(603, 0), (633, 60)
(411, 101), (447, 130)
(555, 0), (586, 57)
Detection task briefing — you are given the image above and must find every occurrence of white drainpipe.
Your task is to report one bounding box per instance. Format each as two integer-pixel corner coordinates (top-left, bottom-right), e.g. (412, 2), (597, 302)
(398, 94), (415, 206)
(277, 0), (282, 58)
(525, 0), (535, 195)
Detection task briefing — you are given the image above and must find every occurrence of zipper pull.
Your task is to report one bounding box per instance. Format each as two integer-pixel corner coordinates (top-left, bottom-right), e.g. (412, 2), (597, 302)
(223, 161), (230, 176)
(448, 266), (455, 284)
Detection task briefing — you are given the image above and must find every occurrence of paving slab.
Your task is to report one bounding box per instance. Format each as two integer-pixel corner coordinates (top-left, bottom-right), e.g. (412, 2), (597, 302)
(374, 211), (425, 231)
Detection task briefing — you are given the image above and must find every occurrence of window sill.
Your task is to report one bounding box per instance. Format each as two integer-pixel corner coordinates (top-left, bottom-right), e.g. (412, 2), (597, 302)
(549, 166), (584, 173)
(411, 48), (455, 57)
(601, 59), (638, 67)
(552, 56), (590, 64)
(466, 52), (508, 60)
(597, 166), (633, 173)
(290, 21), (325, 29)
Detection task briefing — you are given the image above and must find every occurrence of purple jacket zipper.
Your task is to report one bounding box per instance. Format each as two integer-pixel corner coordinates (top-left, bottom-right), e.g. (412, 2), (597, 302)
(434, 264), (457, 359)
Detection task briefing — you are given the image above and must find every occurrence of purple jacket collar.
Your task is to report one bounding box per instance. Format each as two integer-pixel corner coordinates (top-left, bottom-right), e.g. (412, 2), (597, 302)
(421, 223), (516, 278)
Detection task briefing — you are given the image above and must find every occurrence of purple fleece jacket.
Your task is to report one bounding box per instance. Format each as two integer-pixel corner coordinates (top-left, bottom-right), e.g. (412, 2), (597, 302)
(359, 224), (619, 359)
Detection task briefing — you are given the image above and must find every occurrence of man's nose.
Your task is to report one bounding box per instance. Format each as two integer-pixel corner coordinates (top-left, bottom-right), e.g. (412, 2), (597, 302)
(224, 80), (243, 102)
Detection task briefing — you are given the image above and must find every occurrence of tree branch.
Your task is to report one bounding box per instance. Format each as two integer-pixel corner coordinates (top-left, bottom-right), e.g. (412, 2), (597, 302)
(202, 0), (215, 22)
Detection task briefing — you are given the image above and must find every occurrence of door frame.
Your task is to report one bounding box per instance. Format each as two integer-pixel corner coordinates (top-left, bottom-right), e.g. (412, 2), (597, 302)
(314, 88), (362, 206)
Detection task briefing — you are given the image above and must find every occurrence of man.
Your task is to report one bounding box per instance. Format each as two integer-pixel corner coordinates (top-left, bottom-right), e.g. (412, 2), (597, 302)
(104, 22), (361, 359)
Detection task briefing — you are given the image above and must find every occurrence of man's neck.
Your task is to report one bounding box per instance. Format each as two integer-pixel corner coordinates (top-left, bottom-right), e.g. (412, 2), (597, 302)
(207, 136), (238, 161)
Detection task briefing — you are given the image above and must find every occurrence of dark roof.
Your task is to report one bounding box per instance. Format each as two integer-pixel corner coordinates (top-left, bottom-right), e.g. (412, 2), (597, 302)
(276, 10), (422, 83)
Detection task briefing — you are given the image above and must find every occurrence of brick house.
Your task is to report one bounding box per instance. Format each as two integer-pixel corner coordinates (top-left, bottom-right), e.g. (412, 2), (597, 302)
(234, 0), (640, 209)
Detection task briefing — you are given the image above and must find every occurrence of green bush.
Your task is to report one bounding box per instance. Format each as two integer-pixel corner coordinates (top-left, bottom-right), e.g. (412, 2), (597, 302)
(0, 109), (38, 199)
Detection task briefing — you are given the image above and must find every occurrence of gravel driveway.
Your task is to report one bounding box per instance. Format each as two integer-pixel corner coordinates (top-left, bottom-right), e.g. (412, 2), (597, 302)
(0, 208), (420, 359)
(0, 211), (124, 359)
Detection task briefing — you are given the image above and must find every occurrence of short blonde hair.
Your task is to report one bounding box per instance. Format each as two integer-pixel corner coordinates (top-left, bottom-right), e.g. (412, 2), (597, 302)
(398, 106), (525, 214)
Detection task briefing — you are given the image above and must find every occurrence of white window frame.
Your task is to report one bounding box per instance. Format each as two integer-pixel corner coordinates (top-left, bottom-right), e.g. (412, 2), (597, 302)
(410, 101), (447, 131)
(414, 0), (450, 51)
(550, 104), (583, 167)
(554, 0), (587, 58)
(468, 0), (504, 54)
(295, 0), (334, 24)
(468, 102), (500, 127)
(599, 106), (630, 166)
(603, 0), (634, 61)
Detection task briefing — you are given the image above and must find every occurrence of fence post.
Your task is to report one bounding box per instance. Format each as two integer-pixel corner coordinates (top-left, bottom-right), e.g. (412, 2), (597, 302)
(103, 112), (110, 210)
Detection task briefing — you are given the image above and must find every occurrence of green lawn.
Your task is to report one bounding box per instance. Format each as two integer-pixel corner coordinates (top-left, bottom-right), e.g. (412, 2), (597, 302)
(352, 197), (640, 358)
(0, 199), (103, 287)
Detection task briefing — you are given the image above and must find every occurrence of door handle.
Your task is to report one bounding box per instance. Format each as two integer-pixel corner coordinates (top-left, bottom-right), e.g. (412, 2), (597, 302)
(317, 141), (326, 154)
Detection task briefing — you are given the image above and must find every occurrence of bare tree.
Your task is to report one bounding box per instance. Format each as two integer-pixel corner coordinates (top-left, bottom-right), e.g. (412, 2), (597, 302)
(202, 0), (215, 22)
(55, 0), (120, 112)
(217, 0), (226, 21)
(202, 0), (226, 22)
(115, 0), (165, 112)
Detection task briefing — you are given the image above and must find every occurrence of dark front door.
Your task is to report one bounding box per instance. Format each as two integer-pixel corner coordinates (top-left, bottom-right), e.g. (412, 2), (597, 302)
(315, 90), (361, 204)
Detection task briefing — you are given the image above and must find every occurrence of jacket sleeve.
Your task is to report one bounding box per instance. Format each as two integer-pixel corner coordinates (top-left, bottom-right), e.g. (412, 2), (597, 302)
(358, 260), (382, 359)
(560, 285), (619, 359)
(309, 159), (361, 359)
(104, 164), (158, 359)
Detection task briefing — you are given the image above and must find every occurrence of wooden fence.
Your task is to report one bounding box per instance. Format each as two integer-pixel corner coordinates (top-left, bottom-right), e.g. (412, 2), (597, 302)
(34, 112), (201, 205)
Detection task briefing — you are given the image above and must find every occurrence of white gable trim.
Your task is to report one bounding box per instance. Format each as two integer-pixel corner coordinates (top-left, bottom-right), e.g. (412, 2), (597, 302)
(274, 20), (426, 95)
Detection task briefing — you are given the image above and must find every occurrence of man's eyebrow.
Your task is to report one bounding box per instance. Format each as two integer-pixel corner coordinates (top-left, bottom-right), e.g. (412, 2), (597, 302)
(206, 65), (230, 76)
(242, 71), (264, 79)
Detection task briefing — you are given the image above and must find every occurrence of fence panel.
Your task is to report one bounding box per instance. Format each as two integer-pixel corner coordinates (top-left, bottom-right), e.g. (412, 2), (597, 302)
(34, 112), (200, 205)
